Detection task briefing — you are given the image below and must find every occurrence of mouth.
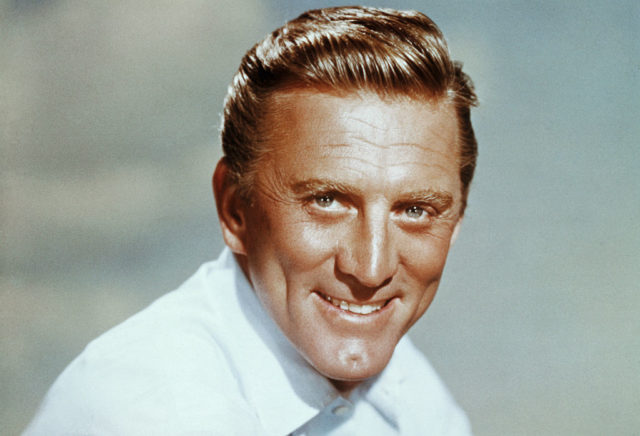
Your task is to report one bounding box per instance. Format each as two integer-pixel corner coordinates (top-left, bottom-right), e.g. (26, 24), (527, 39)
(316, 292), (391, 315)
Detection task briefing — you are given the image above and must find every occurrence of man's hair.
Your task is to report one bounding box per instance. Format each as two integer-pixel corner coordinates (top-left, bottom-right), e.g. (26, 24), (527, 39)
(221, 6), (478, 212)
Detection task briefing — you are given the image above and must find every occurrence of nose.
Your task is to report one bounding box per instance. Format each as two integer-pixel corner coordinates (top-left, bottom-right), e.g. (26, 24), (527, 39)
(335, 209), (398, 290)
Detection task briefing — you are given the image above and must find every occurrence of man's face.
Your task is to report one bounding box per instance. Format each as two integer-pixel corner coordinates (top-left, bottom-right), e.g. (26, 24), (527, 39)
(231, 90), (462, 387)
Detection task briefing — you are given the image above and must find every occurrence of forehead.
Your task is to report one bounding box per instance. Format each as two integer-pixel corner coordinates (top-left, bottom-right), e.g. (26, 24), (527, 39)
(262, 90), (459, 198)
(263, 89), (458, 150)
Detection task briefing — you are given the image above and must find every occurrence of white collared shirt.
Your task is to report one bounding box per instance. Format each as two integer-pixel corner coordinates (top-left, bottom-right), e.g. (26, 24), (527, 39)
(25, 249), (471, 435)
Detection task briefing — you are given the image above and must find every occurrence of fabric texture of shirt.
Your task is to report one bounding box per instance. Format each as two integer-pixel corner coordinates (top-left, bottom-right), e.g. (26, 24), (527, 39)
(25, 248), (472, 435)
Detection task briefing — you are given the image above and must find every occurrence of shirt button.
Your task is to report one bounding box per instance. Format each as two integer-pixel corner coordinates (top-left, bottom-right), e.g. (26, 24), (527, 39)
(332, 405), (350, 417)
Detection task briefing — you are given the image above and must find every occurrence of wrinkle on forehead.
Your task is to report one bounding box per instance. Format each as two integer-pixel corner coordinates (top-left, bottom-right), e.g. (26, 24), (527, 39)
(307, 140), (459, 179)
(317, 139), (458, 161)
(262, 99), (459, 171)
(341, 114), (389, 132)
(266, 87), (456, 131)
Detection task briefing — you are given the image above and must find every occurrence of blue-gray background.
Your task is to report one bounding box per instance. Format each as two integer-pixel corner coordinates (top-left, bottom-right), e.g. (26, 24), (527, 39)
(1, 1), (638, 434)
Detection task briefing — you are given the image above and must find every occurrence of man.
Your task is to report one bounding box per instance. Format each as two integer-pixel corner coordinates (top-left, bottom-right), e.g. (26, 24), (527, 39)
(26, 6), (477, 435)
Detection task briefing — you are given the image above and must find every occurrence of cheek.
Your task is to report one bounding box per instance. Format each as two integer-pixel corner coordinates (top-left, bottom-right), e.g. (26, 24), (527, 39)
(404, 233), (452, 277)
(271, 217), (339, 272)
(402, 236), (452, 320)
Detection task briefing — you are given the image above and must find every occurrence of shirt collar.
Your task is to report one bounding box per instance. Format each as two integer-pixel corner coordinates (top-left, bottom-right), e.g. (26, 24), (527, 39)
(215, 248), (340, 436)
(356, 338), (408, 429)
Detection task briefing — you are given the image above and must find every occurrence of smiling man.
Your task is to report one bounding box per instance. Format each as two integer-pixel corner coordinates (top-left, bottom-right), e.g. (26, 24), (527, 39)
(217, 91), (464, 392)
(26, 6), (478, 435)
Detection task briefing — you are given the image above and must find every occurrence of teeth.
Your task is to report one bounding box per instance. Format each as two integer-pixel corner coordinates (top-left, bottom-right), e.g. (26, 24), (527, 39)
(348, 303), (362, 314)
(360, 305), (377, 315)
(324, 295), (383, 315)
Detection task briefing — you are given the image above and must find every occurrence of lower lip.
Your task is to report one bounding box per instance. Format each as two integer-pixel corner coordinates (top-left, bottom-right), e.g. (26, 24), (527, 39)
(312, 292), (397, 326)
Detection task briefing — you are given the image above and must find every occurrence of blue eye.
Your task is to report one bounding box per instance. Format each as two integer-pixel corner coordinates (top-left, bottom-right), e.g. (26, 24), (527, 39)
(406, 205), (424, 218)
(315, 194), (335, 208)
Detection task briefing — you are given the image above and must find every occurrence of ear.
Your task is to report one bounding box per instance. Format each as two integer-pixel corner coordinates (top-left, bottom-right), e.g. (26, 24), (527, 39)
(212, 158), (248, 255)
(450, 217), (463, 246)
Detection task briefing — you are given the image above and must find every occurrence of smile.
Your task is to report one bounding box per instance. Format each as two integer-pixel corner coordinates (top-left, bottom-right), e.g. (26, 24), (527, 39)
(317, 292), (388, 315)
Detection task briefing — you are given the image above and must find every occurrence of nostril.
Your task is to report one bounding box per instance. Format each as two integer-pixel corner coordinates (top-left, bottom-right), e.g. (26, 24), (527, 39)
(334, 263), (392, 299)
(352, 254), (396, 289)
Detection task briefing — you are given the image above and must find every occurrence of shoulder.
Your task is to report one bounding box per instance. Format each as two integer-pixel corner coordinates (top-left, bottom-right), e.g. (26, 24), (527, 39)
(25, 258), (262, 434)
(393, 337), (472, 435)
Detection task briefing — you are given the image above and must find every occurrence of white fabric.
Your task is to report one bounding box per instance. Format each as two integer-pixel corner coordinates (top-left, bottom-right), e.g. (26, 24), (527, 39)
(25, 248), (471, 435)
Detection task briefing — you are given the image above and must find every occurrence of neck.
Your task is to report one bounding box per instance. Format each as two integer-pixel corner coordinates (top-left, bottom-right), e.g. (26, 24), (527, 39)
(330, 379), (360, 397)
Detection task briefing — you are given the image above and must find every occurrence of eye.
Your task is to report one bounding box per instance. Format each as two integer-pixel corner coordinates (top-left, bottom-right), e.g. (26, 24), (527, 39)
(314, 194), (335, 208)
(405, 205), (425, 218)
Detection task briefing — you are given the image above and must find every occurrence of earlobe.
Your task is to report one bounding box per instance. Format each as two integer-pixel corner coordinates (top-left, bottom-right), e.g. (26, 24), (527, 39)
(212, 158), (248, 255)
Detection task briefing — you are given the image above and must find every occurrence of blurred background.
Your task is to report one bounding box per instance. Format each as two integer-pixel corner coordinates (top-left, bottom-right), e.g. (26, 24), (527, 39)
(1, 0), (638, 434)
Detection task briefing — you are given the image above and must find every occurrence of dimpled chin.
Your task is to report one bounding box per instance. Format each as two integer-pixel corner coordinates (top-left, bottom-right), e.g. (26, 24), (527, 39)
(302, 333), (397, 383)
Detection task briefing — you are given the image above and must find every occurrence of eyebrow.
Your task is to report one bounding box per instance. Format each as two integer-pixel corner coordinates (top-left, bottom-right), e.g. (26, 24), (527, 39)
(398, 190), (454, 211)
(290, 178), (455, 211)
(291, 179), (360, 196)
